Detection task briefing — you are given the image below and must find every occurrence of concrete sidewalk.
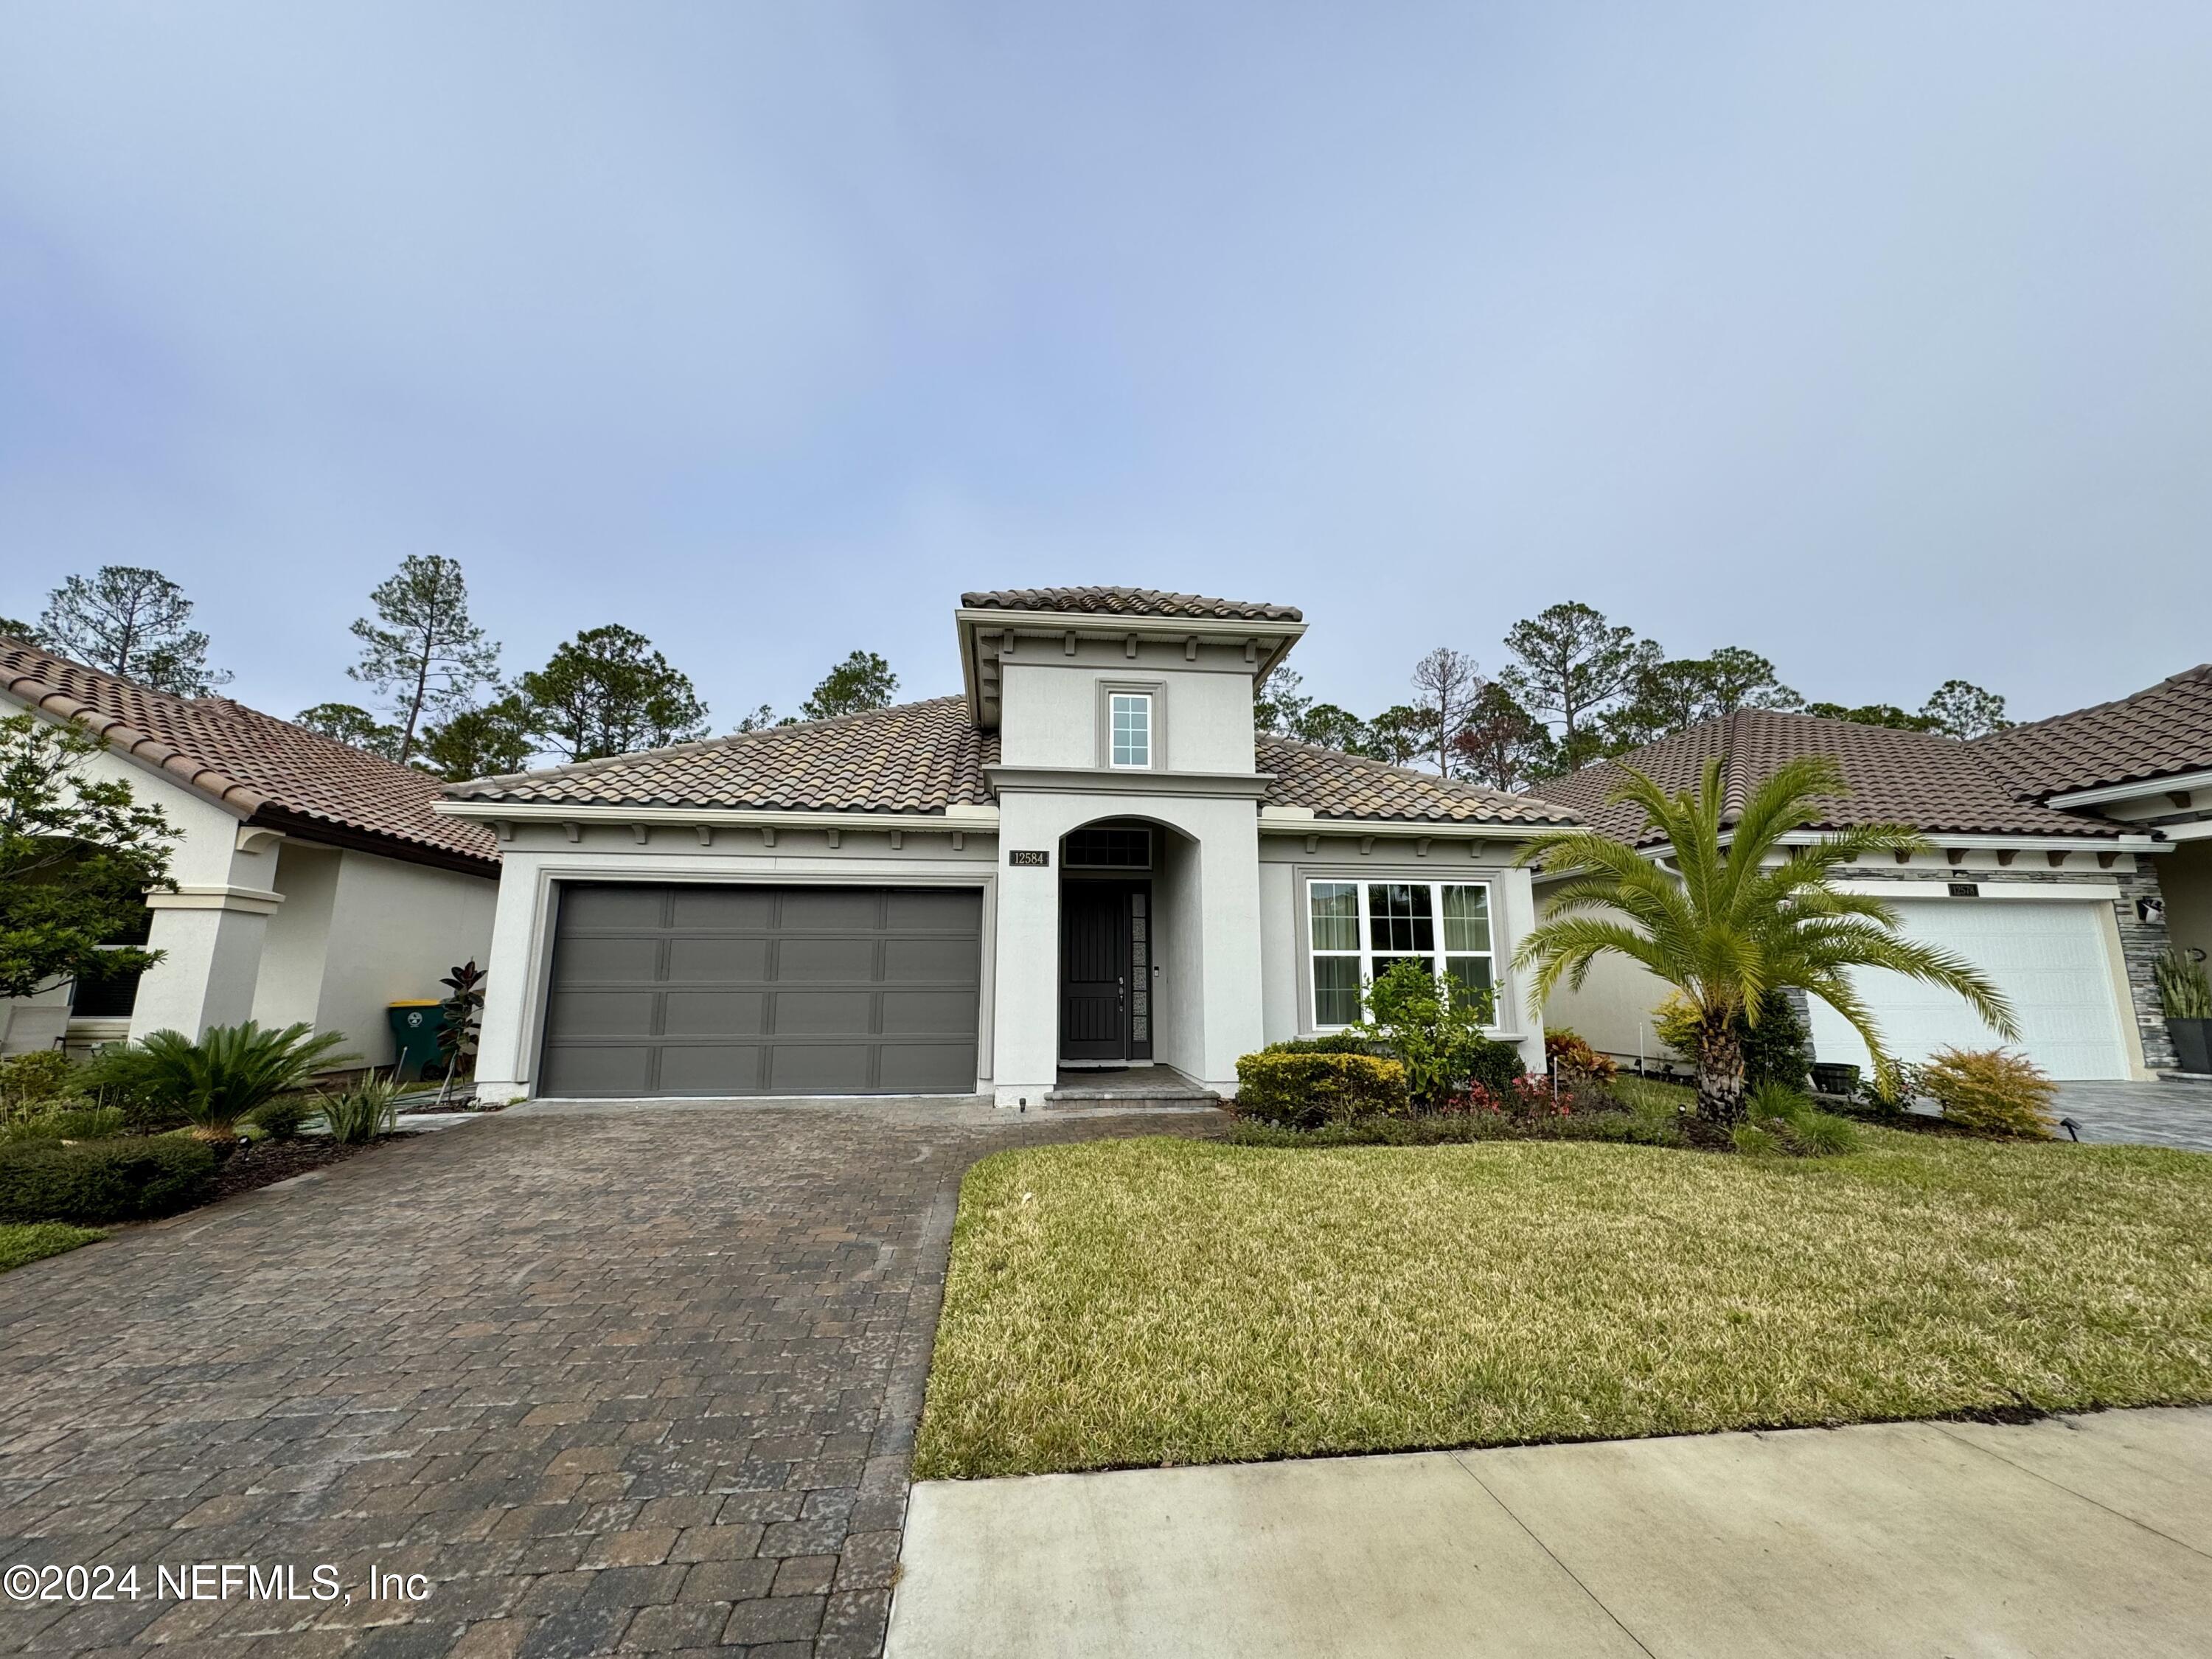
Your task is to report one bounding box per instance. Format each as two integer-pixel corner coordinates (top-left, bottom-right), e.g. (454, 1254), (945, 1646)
(887, 1406), (2212, 1658)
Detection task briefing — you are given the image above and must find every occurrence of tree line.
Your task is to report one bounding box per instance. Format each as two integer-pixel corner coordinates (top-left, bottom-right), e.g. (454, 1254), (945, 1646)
(6, 575), (2012, 792)
(3, 563), (901, 782)
(1257, 599), (2013, 790)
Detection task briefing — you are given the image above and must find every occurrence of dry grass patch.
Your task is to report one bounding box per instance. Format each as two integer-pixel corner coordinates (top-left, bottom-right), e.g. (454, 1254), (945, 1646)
(915, 1133), (2212, 1479)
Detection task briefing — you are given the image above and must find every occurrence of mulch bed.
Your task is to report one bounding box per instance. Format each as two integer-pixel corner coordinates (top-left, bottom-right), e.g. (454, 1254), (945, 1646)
(207, 1134), (406, 1203)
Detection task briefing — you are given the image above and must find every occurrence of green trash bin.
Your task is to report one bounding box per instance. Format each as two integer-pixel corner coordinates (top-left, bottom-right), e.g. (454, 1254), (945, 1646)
(387, 1000), (446, 1082)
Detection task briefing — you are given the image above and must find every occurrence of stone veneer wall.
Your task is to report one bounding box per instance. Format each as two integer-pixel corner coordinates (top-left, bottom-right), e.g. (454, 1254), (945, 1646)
(1834, 862), (2177, 1074)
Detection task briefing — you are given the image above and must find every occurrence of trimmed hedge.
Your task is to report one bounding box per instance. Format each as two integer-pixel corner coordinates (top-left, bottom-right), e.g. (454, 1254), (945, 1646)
(1233, 1051), (1410, 1129)
(0, 1136), (218, 1225)
(1265, 1032), (1388, 1056)
(1464, 1034), (1526, 1099)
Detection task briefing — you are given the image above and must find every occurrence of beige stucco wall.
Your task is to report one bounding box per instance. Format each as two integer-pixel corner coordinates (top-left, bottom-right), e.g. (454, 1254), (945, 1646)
(296, 849), (498, 1068)
(1537, 950), (1680, 1065)
(997, 636), (1258, 775)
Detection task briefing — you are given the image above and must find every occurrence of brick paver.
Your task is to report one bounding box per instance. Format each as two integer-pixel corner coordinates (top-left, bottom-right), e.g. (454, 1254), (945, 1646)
(0, 1101), (1221, 1657)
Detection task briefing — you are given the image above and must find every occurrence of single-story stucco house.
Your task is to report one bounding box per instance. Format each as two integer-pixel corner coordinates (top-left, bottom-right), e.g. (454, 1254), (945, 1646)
(1526, 666), (2212, 1082)
(438, 588), (1576, 1106)
(1, 636), (501, 1065)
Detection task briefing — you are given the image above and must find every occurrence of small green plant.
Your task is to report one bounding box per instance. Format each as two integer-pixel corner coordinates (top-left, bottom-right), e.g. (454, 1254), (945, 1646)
(1917, 1047), (2057, 1139)
(1731, 1122), (1785, 1156)
(251, 1096), (314, 1142)
(2157, 950), (2212, 1020)
(1265, 1032), (1386, 1056)
(2, 1105), (127, 1143)
(1744, 1081), (1862, 1155)
(0, 1051), (87, 1127)
(316, 1073), (403, 1144)
(1357, 959), (1496, 1109)
(86, 1021), (358, 1141)
(1233, 1051), (1410, 1129)
(0, 1136), (218, 1224)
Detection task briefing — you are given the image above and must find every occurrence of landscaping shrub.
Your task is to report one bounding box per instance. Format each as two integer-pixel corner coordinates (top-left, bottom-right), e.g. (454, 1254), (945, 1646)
(1464, 1033), (1526, 1099)
(316, 1073), (403, 1144)
(2157, 949), (2212, 1019)
(1917, 1047), (2057, 1138)
(1352, 959), (1503, 1108)
(1232, 1051), (1410, 1129)
(0, 1051), (85, 1125)
(0, 1135), (217, 1224)
(251, 1096), (313, 1142)
(87, 1020), (358, 1141)
(1265, 1032), (1386, 1056)
(1544, 1029), (1618, 1081)
(1731, 1122), (1785, 1157)
(1744, 1081), (1863, 1157)
(1654, 991), (1810, 1092)
(2, 1105), (127, 1142)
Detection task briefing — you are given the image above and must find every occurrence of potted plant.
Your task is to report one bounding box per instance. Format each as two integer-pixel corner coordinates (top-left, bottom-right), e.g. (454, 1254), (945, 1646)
(2158, 949), (2212, 1074)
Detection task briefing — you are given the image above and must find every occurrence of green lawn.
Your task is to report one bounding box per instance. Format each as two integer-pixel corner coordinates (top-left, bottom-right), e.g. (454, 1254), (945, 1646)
(0, 1222), (105, 1274)
(915, 1132), (2212, 1480)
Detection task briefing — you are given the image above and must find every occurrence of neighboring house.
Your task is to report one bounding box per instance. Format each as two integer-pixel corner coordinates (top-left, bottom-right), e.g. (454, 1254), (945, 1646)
(1524, 688), (2206, 1082)
(1, 637), (501, 1065)
(1978, 664), (2212, 973)
(438, 588), (1576, 1105)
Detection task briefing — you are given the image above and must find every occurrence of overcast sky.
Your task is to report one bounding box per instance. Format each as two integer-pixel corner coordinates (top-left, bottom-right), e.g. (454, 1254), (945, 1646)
(4, 2), (2208, 732)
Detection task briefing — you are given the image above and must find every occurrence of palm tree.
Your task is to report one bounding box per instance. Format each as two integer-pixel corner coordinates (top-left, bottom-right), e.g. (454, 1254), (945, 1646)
(1512, 756), (2016, 1122)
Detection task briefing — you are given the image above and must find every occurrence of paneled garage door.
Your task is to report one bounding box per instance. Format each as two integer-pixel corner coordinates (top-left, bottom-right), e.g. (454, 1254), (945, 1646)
(539, 884), (983, 1097)
(1805, 897), (2131, 1081)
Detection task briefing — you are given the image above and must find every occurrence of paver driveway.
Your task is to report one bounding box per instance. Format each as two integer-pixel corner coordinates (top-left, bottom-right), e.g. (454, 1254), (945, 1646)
(0, 1100), (1220, 1658)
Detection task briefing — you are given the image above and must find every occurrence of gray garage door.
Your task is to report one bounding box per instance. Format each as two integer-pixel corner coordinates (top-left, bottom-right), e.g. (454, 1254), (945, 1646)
(539, 884), (983, 1097)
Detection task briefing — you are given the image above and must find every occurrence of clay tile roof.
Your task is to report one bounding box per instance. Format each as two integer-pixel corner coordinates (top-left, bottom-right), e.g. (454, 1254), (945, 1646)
(1523, 708), (2121, 846)
(959, 587), (1303, 623)
(445, 697), (999, 813)
(1977, 664), (2212, 797)
(0, 635), (498, 870)
(1258, 735), (1582, 826)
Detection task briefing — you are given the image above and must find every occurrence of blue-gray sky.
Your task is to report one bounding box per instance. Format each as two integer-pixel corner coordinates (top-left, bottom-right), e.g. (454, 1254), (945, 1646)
(4, 2), (2208, 730)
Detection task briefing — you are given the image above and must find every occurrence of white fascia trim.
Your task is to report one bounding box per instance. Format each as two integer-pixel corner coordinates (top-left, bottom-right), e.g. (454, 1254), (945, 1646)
(434, 801), (1000, 831)
(145, 883), (285, 914)
(1704, 830), (2157, 855)
(2045, 768), (2212, 810)
(2154, 818), (2212, 843)
(1261, 817), (1557, 843)
(1829, 878), (2122, 900)
(954, 608), (1308, 649)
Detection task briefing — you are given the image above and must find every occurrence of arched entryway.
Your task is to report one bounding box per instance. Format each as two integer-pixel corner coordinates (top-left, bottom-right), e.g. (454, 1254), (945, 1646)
(1057, 817), (1191, 1070)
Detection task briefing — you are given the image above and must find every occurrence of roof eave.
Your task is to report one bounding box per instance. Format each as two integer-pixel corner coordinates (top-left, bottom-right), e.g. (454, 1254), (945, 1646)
(955, 608), (1306, 731)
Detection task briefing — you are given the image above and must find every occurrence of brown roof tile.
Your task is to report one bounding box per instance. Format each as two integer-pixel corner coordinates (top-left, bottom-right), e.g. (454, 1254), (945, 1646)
(960, 587), (1303, 623)
(445, 697), (999, 813)
(1258, 736), (1581, 826)
(0, 636), (499, 870)
(1978, 664), (2212, 797)
(446, 698), (1566, 827)
(1523, 709), (2120, 844)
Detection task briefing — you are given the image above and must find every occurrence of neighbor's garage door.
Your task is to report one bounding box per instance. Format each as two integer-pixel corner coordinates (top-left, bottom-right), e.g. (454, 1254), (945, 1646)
(1806, 897), (2131, 1081)
(539, 884), (982, 1097)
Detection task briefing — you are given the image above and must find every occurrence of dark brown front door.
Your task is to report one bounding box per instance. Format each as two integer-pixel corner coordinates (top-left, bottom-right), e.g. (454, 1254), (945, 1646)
(1060, 881), (1151, 1062)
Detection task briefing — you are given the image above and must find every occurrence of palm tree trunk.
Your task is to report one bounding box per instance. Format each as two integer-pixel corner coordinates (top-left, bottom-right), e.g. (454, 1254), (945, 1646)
(1694, 1015), (1747, 1124)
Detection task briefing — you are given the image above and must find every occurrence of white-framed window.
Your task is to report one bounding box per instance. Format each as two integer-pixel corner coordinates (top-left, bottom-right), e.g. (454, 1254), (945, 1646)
(1109, 692), (1152, 768)
(1307, 878), (1495, 1029)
